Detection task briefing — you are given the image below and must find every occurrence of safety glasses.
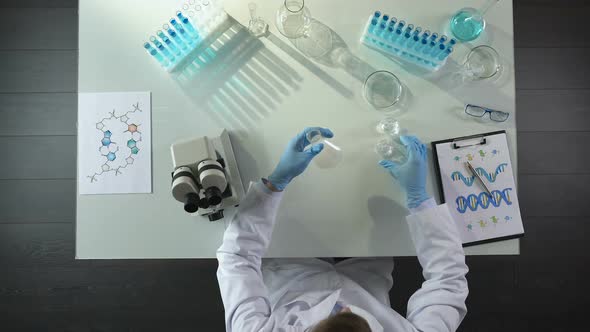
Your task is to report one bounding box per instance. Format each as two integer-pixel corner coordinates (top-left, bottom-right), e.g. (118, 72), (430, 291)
(464, 104), (510, 122)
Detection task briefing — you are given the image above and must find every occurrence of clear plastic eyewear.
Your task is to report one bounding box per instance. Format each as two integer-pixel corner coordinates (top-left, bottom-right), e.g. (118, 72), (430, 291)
(465, 104), (509, 122)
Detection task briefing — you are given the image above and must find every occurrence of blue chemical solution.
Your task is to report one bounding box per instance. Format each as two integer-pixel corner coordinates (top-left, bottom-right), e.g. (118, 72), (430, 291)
(150, 36), (175, 62)
(176, 11), (200, 40)
(143, 42), (169, 67)
(157, 30), (181, 56)
(170, 19), (194, 45)
(450, 9), (484, 42)
(165, 25), (188, 50)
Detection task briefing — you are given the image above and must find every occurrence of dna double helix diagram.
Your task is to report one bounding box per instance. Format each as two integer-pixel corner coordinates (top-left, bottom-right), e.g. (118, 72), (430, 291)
(451, 163), (508, 186)
(456, 188), (513, 213)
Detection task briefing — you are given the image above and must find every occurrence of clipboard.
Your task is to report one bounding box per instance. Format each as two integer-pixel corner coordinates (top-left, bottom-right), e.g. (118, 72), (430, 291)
(431, 130), (525, 247)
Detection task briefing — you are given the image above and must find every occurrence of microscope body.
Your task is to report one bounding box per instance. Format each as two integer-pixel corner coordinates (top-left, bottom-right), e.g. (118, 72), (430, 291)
(170, 130), (245, 221)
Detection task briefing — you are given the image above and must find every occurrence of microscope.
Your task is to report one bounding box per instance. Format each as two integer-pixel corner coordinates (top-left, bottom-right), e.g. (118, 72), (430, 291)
(170, 129), (245, 221)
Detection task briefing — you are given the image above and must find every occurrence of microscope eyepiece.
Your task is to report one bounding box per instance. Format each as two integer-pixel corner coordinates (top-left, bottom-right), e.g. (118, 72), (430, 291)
(184, 192), (200, 213)
(205, 187), (223, 206)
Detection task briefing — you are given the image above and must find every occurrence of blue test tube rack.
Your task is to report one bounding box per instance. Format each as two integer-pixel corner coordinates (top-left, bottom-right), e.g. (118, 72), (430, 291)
(143, 0), (228, 72)
(360, 11), (456, 71)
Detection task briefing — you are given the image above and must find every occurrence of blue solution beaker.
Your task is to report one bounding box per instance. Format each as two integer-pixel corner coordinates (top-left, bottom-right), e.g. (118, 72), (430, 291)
(450, 7), (485, 42)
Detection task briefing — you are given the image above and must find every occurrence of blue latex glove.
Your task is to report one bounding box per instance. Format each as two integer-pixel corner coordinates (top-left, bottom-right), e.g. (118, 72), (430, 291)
(268, 127), (334, 191)
(379, 135), (431, 209)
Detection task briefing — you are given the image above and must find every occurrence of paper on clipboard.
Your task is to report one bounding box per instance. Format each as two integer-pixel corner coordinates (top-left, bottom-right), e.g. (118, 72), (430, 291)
(432, 132), (524, 246)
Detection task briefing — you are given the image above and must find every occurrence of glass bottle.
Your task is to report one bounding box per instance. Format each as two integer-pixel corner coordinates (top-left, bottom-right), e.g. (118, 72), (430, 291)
(275, 0), (312, 39)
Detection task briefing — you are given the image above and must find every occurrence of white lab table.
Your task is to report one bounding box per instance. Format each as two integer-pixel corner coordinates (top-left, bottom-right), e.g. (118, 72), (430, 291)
(77, 0), (519, 258)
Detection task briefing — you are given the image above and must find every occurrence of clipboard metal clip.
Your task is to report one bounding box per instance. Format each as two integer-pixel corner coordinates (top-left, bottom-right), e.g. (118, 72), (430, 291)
(452, 137), (487, 149)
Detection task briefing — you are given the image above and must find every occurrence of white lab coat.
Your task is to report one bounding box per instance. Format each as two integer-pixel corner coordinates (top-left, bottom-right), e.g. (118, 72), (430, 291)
(217, 181), (468, 332)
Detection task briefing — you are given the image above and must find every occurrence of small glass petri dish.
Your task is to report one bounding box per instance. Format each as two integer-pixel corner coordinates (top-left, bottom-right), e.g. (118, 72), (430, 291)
(464, 45), (501, 80)
(363, 71), (403, 110)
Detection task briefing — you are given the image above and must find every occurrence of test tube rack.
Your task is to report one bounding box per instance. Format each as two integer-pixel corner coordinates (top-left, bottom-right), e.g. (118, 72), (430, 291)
(360, 11), (456, 71)
(143, 0), (228, 72)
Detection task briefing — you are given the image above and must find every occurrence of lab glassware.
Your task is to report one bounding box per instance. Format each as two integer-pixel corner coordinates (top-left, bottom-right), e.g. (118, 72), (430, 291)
(376, 117), (402, 136)
(360, 12), (454, 71)
(305, 130), (343, 169)
(363, 71), (403, 110)
(450, 0), (500, 42)
(248, 2), (269, 37)
(465, 104), (509, 122)
(462, 45), (502, 80)
(375, 136), (407, 164)
(275, 0), (312, 39)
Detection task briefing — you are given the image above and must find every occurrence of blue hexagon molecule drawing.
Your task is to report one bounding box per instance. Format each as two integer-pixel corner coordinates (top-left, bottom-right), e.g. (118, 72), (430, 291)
(87, 102), (144, 183)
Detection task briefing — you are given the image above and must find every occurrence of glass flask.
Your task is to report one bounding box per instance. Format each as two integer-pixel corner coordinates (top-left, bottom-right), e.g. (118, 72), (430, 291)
(248, 2), (268, 37)
(375, 136), (407, 164)
(275, 0), (312, 39)
(306, 129), (343, 169)
(376, 117), (402, 136)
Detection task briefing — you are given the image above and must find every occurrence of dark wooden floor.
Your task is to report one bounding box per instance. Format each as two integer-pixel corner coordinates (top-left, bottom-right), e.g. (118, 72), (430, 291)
(1, 0), (589, 330)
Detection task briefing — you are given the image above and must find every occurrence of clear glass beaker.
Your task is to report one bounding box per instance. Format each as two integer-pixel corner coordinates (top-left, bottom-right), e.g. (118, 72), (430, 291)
(275, 0), (312, 39)
(462, 45), (502, 80)
(306, 129), (342, 169)
(363, 71), (403, 110)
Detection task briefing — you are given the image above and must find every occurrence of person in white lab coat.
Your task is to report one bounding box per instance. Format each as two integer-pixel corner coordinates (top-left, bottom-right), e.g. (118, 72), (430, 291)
(217, 127), (469, 332)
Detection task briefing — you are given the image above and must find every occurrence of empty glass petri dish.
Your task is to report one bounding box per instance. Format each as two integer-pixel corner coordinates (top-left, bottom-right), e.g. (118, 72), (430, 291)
(305, 129), (342, 168)
(363, 71), (403, 110)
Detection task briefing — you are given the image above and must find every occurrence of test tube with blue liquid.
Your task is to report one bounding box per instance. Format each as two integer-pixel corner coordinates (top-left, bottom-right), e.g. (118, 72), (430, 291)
(368, 11), (381, 35)
(143, 42), (169, 67)
(165, 24), (188, 50)
(157, 30), (181, 56)
(170, 19), (194, 45)
(377, 14), (389, 40)
(407, 27), (421, 48)
(400, 24), (414, 48)
(385, 17), (397, 39)
(414, 30), (430, 52)
(150, 36), (176, 63)
(176, 11), (200, 40)
(391, 20), (405, 43)
(438, 46), (453, 61)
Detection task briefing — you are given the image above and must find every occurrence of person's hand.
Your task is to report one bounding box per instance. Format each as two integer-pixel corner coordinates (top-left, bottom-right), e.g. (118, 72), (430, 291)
(267, 127), (334, 191)
(379, 135), (431, 209)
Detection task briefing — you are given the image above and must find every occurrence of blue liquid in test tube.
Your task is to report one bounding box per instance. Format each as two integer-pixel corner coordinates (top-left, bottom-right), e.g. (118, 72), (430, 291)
(438, 46), (453, 61)
(150, 36), (175, 62)
(368, 17), (379, 35)
(391, 20), (405, 44)
(157, 30), (181, 56)
(423, 40), (436, 56)
(431, 43), (446, 57)
(407, 27), (422, 48)
(384, 17), (397, 39)
(377, 14), (389, 38)
(143, 42), (169, 67)
(165, 24), (187, 50)
(400, 24), (414, 47)
(176, 11), (200, 40)
(170, 19), (194, 45)
(414, 30), (430, 52)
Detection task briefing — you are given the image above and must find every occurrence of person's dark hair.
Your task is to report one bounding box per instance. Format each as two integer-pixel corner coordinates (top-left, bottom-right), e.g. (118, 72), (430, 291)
(312, 312), (371, 332)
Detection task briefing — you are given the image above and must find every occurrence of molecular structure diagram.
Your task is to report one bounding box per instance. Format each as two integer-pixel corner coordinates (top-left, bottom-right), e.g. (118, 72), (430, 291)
(88, 102), (143, 183)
